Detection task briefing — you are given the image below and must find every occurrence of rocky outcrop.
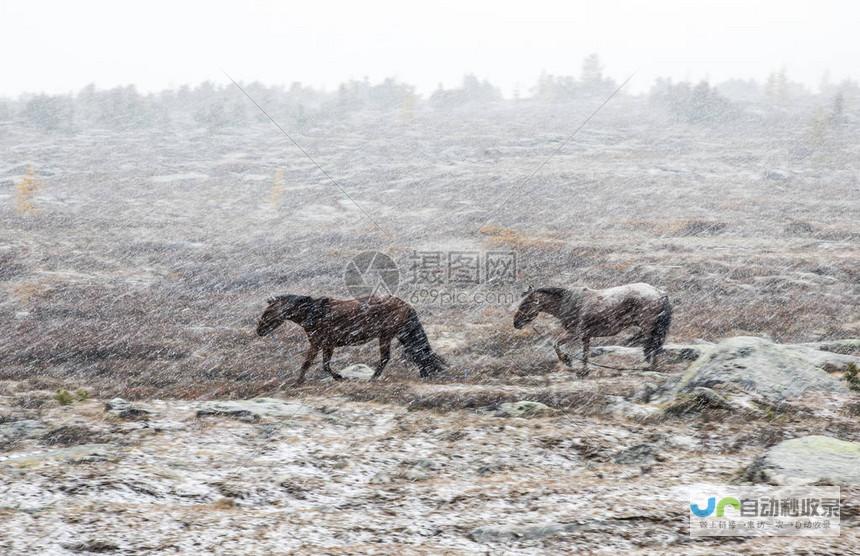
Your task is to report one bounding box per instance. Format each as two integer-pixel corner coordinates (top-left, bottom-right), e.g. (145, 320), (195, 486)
(660, 336), (856, 403)
(744, 435), (860, 486)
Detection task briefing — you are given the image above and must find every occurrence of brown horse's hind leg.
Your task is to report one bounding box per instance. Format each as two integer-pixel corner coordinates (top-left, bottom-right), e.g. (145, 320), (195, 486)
(372, 337), (392, 380)
(321, 346), (344, 381)
(295, 344), (319, 386)
(576, 337), (591, 378)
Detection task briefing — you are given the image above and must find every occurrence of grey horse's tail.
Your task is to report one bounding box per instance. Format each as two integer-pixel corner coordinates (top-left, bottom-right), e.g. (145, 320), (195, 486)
(644, 295), (672, 363)
(397, 310), (446, 378)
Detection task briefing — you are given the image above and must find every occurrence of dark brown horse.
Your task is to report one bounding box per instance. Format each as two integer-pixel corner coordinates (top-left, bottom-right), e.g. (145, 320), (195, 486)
(513, 283), (672, 376)
(257, 294), (445, 384)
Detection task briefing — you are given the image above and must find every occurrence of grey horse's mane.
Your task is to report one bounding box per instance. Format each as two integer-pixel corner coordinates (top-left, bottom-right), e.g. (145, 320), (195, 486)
(533, 287), (566, 297)
(532, 287), (585, 322)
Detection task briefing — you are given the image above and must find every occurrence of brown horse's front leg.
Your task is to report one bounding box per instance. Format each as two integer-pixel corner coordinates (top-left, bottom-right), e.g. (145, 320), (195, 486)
(553, 332), (576, 368)
(295, 344), (319, 385)
(372, 337), (392, 380)
(577, 337), (591, 378)
(321, 345), (343, 381)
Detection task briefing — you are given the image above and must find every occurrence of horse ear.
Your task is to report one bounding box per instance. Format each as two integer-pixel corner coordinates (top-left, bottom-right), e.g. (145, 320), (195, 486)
(266, 296), (277, 304)
(521, 285), (534, 297)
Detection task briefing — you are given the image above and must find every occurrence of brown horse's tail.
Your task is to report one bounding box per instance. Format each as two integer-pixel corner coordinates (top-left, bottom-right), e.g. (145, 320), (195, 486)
(397, 310), (446, 378)
(644, 295), (672, 363)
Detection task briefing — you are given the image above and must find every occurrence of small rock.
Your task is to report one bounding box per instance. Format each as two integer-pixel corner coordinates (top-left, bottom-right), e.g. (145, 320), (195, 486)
(666, 434), (699, 450)
(411, 458), (440, 471)
(613, 444), (658, 465)
(469, 522), (581, 542)
(763, 168), (791, 182)
(369, 471), (393, 485)
(662, 345), (708, 363)
(337, 364), (376, 381)
(630, 384), (658, 404)
(196, 398), (312, 422)
(105, 398), (131, 412)
(105, 398), (153, 420)
(62, 540), (119, 553)
(496, 401), (557, 418)
(42, 425), (100, 447)
(662, 387), (737, 416)
(402, 468), (430, 481)
(604, 396), (659, 420)
(784, 221), (815, 235)
(476, 461), (508, 476)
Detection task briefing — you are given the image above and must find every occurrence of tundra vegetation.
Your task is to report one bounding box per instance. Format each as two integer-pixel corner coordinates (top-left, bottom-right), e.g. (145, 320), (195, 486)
(1, 63), (858, 553)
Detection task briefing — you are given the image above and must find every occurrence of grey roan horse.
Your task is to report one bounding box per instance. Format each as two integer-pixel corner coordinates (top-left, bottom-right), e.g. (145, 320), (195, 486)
(513, 283), (672, 376)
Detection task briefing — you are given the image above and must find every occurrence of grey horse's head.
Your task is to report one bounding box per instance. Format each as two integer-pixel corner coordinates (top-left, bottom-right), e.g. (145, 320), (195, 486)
(513, 286), (539, 329)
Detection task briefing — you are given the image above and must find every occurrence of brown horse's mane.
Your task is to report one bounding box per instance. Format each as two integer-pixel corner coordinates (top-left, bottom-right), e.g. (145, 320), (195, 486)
(267, 294), (319, 305)
(532, 287), (567, 297)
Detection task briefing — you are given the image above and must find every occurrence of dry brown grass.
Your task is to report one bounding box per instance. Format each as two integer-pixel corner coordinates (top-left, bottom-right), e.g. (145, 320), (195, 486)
(2, 115), (857, 403)
(10, 281), (52, 304)
(478, 224), (566, 251)
(626, 218), (727, 237)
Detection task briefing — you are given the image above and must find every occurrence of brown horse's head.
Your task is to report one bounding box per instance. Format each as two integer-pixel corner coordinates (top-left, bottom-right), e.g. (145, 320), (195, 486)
(513, 286), (540, 329)
(257, 295), (316, 336)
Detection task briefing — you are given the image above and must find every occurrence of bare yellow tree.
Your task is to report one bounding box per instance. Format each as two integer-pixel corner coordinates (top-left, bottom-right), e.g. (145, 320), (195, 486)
(270, 168), (285, 209)
(16, 165), (40, 214)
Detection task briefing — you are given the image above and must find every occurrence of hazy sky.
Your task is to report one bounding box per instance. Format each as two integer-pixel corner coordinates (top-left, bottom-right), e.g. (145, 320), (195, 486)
(1, 0), (856, 97)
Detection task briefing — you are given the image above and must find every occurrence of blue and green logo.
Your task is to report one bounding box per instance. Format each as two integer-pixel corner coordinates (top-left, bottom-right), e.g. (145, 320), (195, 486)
(690, 496), (740, 517)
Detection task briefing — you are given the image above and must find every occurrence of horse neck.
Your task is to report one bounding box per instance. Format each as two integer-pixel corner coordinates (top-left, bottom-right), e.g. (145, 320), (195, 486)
(540, 289), (580, 323)
(289, 296), (327, 328)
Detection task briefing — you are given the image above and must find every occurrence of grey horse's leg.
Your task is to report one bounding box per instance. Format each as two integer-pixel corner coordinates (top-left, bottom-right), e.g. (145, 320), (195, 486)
(649, 351), (658, 371)
(321, 346), (343, 381)
(372, 336), (392, 380)
(294, 344), (319, 385)
(577, 337), (591, 378)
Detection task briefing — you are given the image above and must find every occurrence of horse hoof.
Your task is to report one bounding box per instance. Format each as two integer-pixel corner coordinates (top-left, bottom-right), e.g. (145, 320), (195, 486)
(331, 373), (344, 381)
(291, 380), (305, 388)
(576, 370), (590, 378)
